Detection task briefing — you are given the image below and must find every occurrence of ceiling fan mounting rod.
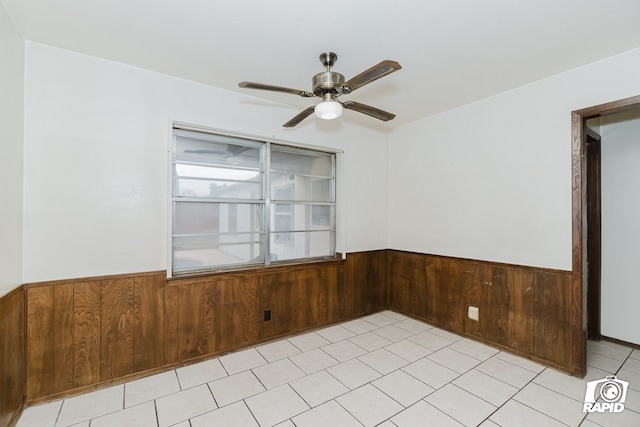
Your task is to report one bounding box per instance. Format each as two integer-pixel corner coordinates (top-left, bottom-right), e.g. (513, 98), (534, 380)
(319, 52), (337, 70)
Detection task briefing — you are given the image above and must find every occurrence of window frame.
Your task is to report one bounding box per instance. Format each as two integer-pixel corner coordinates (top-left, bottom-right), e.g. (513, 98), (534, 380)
(169, 125), (339, 277)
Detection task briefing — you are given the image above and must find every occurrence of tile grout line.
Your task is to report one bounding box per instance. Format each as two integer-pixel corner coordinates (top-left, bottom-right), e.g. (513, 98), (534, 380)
(497, 368), (590, 427)
(240, 399), (261, 427)
(330, 383), (377, 427)
(205, 382), (219, 410)
(615, 348), (634, 377)
(173, 369), (184, 392)
(475, 368), (547, 427)
(153, 399), (159, 427)
(54, 399), (64, 427)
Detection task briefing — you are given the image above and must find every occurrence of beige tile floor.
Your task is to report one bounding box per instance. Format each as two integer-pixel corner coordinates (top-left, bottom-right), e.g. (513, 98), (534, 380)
(16, 310), (640, 427)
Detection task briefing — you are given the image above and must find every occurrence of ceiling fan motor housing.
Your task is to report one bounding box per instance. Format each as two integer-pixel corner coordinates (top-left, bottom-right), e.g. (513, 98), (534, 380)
(312, 71), (345, 96)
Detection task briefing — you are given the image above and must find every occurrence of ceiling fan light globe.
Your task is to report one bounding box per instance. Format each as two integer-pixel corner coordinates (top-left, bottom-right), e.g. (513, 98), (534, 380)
(314, 100), (343, 120)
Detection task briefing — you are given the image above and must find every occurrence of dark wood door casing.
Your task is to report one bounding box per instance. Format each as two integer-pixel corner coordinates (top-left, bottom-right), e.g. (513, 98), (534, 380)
(572, 94), (640, 377)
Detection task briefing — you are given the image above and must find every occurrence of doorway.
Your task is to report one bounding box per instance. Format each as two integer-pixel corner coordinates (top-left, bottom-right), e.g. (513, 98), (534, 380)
(571, 94), (640, 376)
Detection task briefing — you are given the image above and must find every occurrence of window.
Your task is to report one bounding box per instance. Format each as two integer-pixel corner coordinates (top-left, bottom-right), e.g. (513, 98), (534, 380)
(171, 128), (336, 275)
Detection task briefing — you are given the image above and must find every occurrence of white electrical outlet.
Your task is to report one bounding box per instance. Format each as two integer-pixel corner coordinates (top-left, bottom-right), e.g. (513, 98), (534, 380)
(468, 306), (479, 321)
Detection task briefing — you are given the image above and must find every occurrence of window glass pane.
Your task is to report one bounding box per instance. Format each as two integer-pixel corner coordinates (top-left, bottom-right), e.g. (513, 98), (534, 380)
(270, 204), (334, 232)
(311, 205), (332, 227)
(310, 178), (331, 201)
(175, 134), (262, 171)
(273, 184), (293, 201)
(173, 239), (263, 271)
(271, 147), (332, 177)
(175, 178), (262, 199)
(271, 148), (334, 203)
(270, 231), (333, 262)
(175, 164), (262, 181)
(174, 202), (262, 235)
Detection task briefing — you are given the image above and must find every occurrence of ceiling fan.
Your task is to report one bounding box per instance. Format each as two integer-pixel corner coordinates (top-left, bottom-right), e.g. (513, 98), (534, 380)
(238, 52), (401, 127)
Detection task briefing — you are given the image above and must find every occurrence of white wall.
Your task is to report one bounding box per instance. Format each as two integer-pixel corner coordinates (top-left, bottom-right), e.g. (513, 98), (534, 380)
(0, 4), (24, 296)
(22, 41), (640, 281)
(23, 43), (389, 282)
(389, 47), (640, 271)
(600, 110), (640, 345)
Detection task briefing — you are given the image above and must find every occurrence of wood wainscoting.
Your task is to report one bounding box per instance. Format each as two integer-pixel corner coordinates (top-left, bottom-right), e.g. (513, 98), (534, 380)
(0, 286), (25, 427)
(18, 249), (578, 407)
(23, 251), (388, 403)
(388, 250), (575, 373)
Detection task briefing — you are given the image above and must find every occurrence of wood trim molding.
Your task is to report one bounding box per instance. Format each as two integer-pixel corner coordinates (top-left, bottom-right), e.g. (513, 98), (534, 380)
(168, 257), (346, 286)
(23, 270), (166, 289)
(570, 110), (586, 377)
(390, 249), (571, 275)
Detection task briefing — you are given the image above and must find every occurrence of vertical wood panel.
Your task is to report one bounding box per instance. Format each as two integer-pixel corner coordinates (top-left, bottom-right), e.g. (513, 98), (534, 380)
(367, 251), (389, 311)
(212, 279), (244, 351)
(260, 271), (298, 340)
(100, 278), (135, 379)
(340, 256), (358, 317)
(202, 280), (216, 355)
(73, 281), (101, 387)
(0, 287), (25, 427)
(510, 269), (534, 354)
(163, 284), (178, 365)
(316, 266), (333, 323)
(340, 256), (357, 318)
(134, 274), (165, 371)
(176, 283), (205, 361)
(477, 265), (511, 345)
(324, 264), (341, 324)
(241, 277), (259, 345)
(342, 251), (388, 318)
(296, 267), (328, 331)
(424, 256), (443, 323)
(457, 260), (480, 336)
(52, 284), (75, 393)
(388, 251), (427, 318)
(533, 271), (570, 367)
(437, 258), (475, 331)
(26, 286), (54, 400)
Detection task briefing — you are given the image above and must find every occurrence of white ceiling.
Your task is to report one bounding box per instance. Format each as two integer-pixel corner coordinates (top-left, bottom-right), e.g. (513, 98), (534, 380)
(3, 0), (640, 130)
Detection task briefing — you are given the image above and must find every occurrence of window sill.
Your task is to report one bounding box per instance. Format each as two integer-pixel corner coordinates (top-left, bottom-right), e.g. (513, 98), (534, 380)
(167, 254), (345, 286)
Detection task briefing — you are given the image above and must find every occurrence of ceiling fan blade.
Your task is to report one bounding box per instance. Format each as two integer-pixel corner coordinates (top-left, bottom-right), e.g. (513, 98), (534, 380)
(342, 101), (396, 121)
(283, 106), (316, 127)
(238, 81), (315, 98)
(343, 60), (401, 92)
